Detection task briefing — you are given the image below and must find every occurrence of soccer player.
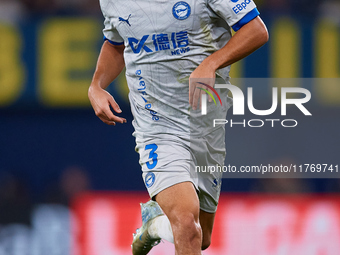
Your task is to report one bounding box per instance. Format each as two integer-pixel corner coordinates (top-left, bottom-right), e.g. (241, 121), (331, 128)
(88, 1), (268, 254)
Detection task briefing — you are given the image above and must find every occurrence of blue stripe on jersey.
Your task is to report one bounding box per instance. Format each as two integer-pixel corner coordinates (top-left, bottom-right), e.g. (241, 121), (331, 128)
(232, 8), (260, 32)
(103, 36), (124, 45)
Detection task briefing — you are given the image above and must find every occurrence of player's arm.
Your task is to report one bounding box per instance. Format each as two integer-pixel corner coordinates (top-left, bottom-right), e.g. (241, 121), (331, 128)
(202, 16), (268, 70)
(88, 41), (127, 125)
(190, 16), (269, 108)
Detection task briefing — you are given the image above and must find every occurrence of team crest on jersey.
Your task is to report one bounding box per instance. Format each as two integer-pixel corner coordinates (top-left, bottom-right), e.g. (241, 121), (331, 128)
(145, 172), (155, 188)
(172, 1), (191, 20)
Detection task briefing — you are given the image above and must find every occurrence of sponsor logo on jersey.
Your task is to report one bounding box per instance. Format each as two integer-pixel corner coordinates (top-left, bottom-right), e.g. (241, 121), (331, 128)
(172, 1), (191, 20)
(145, 172), (155, 188)
(128, 31), (190, 54)
(135, 70), (160, 121)
(232, 0), (252, 14)
(128, 35), (153, 53)
(119, 14), (132, 26)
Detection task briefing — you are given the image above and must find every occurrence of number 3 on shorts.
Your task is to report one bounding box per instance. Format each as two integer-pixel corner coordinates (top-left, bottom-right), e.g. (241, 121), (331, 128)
(145, 144), (158, 169)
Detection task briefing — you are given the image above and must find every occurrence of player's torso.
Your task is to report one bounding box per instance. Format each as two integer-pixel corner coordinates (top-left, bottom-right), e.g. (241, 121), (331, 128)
(100, 0), (230, 70)
(100, 0), (232, 136)
(107, 0), (202, 48)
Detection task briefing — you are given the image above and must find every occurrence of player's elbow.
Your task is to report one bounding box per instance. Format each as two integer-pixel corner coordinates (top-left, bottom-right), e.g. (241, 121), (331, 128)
(257, 20), (269, 47)
(261, 26), (269, 45)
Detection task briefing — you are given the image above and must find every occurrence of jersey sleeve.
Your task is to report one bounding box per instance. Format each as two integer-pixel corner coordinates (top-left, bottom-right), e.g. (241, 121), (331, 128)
(207, 0), (260, 31)
(101, 5), (124, 45)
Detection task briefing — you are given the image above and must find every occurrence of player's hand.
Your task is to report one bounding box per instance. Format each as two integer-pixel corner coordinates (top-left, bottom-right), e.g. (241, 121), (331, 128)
(88, 86), (127, 126)
(189, 61), (216, 110)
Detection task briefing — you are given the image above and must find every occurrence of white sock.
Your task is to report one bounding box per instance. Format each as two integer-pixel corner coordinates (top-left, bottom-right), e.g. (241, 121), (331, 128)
(148, 215), (174, 243)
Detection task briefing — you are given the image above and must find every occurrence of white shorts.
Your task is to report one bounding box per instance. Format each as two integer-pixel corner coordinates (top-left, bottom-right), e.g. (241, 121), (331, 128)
(135, 127), (226, 213)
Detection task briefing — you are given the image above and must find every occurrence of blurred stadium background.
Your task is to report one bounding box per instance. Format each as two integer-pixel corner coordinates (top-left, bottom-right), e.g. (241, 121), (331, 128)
(0, 0), (340, 254)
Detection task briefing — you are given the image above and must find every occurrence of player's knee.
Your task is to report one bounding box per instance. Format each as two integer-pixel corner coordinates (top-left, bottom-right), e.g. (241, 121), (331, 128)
(172, 212), (199, 230)
(171, 212), (201, 241)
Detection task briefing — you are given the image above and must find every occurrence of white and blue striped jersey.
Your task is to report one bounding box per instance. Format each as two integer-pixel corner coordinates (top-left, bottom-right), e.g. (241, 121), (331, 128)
(99, 0), (259, 137)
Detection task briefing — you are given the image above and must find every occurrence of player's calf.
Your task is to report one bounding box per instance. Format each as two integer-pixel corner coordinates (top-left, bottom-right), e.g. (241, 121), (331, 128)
(199, 210), (216, 250)
(201, 235), (211, 250)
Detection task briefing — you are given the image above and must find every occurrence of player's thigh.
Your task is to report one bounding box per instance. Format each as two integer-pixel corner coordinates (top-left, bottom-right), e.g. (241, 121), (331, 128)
(155, 181), (200, 223)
